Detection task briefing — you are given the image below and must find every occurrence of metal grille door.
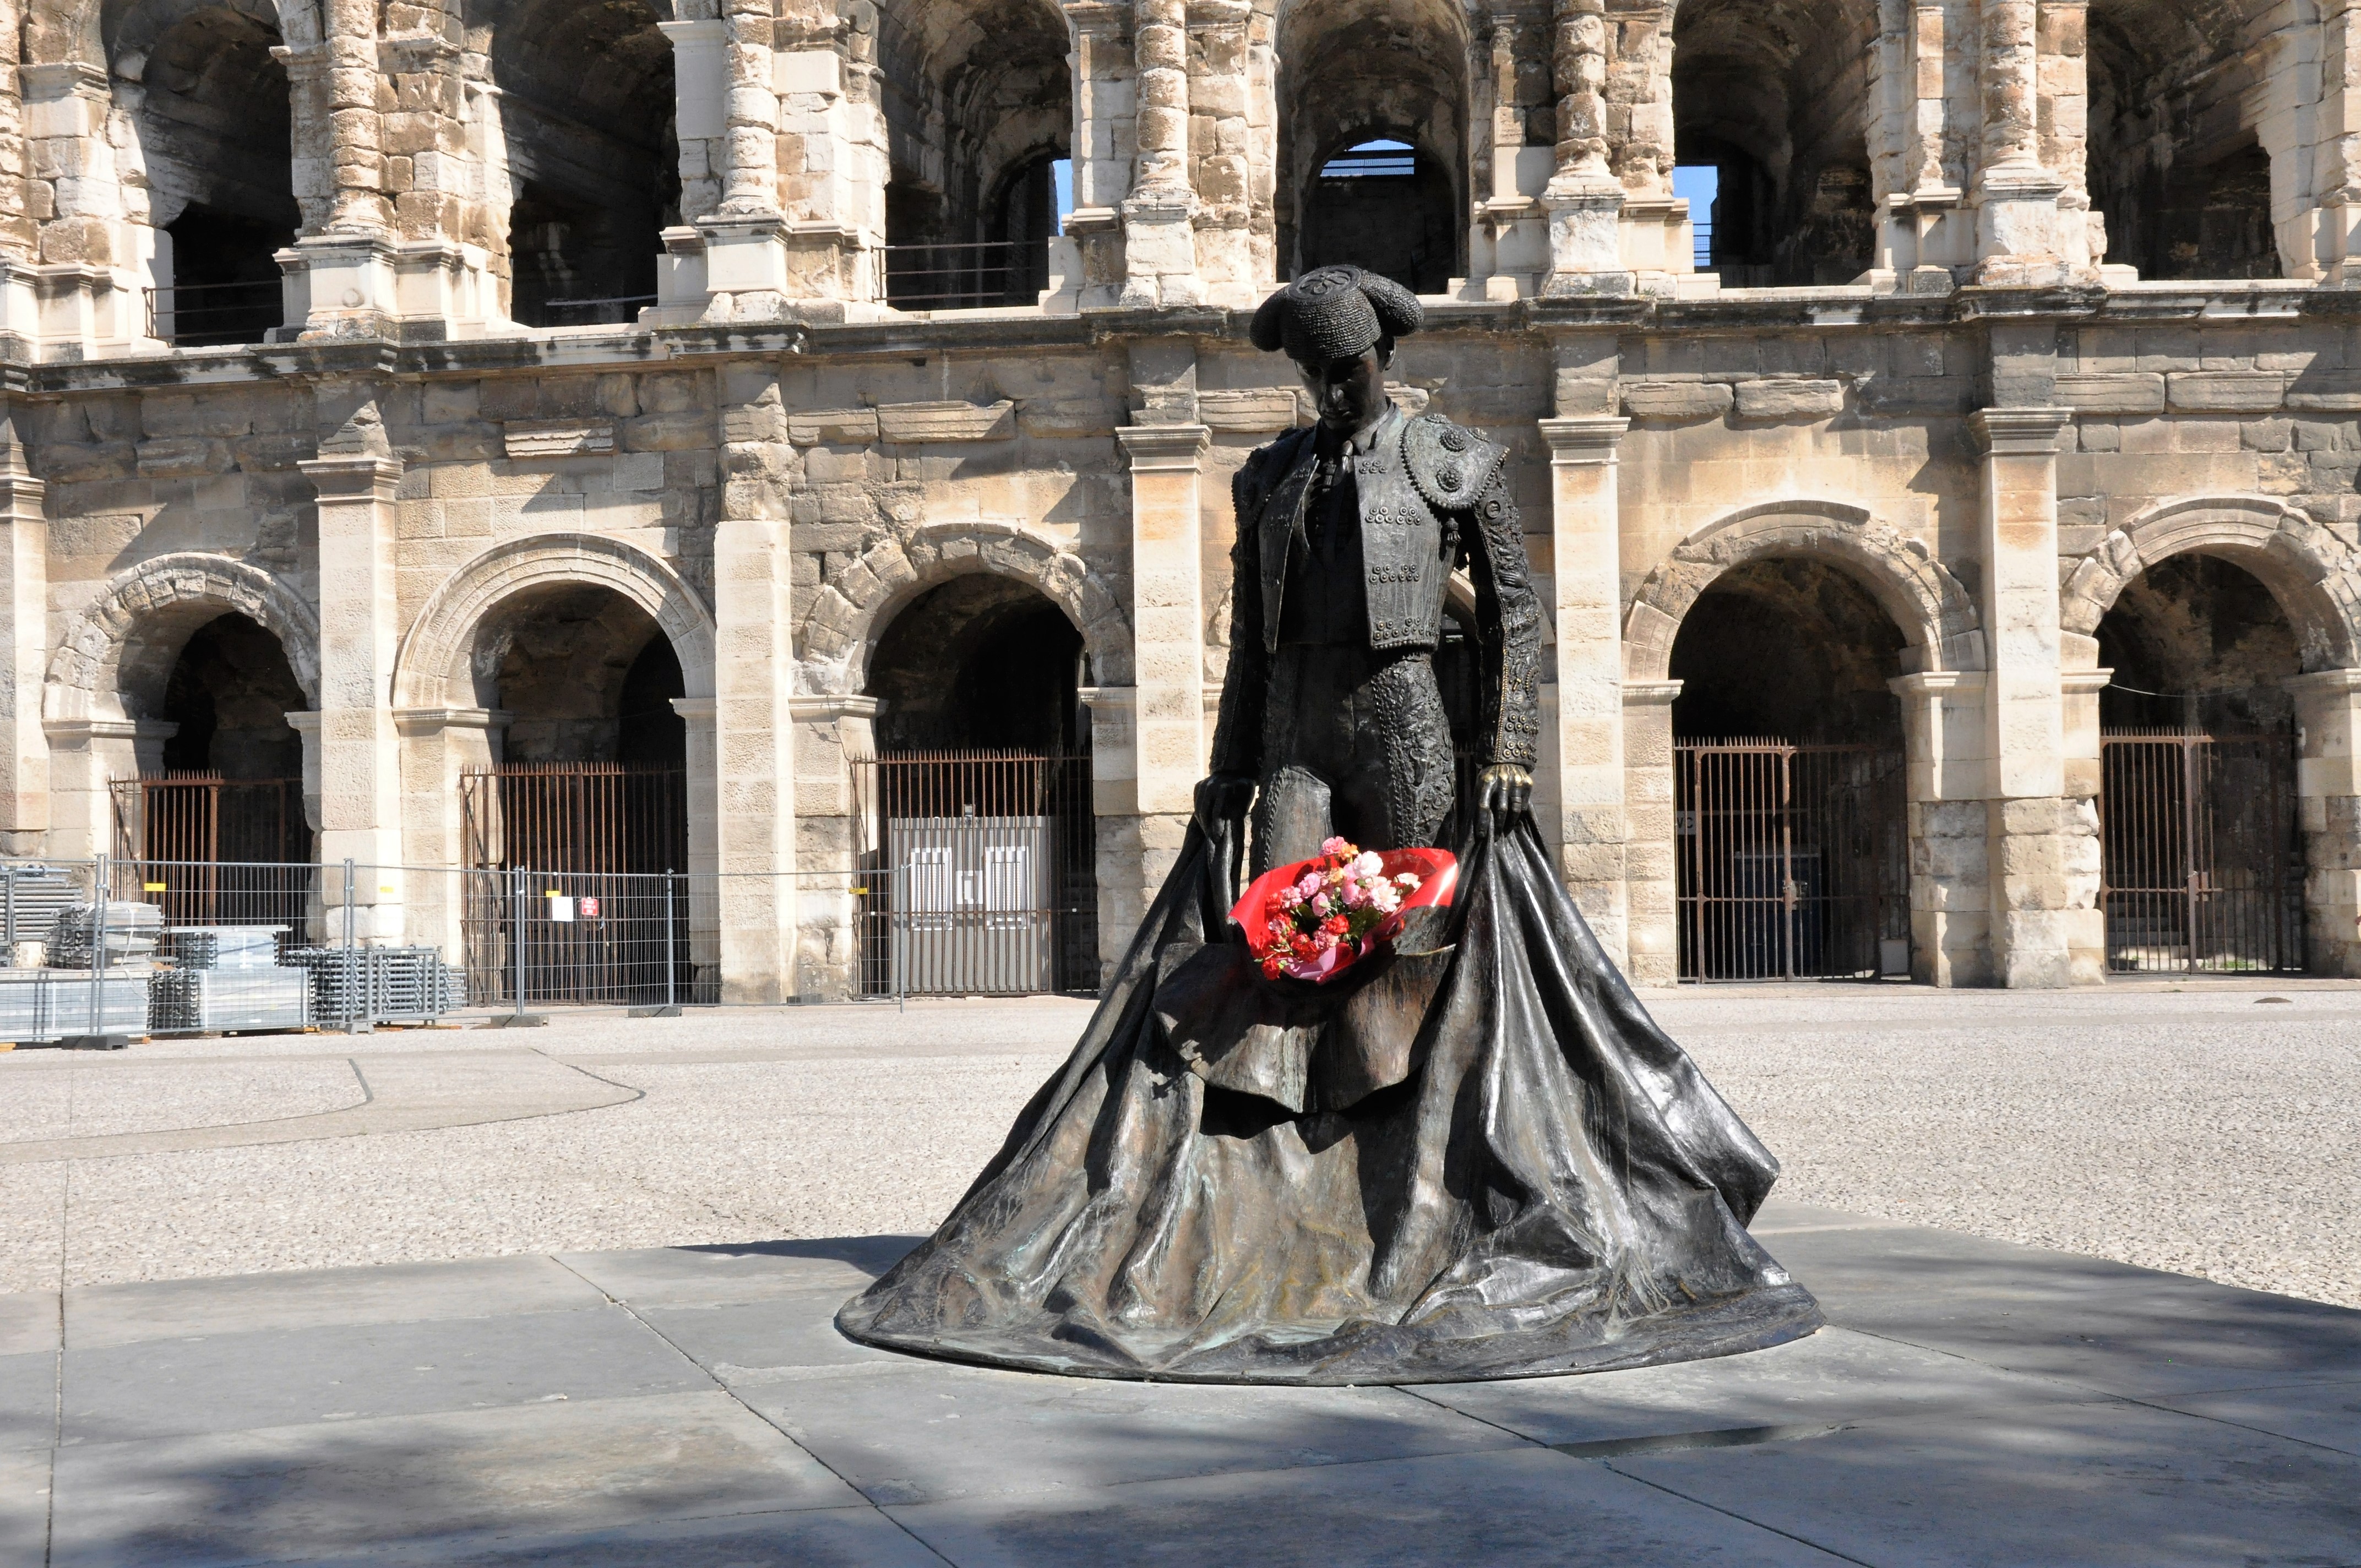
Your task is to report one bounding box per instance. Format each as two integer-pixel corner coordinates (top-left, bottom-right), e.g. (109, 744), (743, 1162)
(1674, 740), (1909, 981)
(2100, 732), (2303, 974)
(852, 751), (1098, 995)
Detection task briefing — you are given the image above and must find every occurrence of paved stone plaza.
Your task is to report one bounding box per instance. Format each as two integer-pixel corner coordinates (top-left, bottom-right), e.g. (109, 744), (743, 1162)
(1, 984), (2357, 1562)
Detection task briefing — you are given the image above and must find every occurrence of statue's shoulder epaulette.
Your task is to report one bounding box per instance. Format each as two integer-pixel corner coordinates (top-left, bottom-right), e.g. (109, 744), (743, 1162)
(1234, 424), (1312, 526)
(1403, 411), (1505, 512)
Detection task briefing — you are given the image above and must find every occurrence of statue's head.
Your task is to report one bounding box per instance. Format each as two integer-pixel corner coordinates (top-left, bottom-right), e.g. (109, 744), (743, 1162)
(1250, 265), (1423, 435)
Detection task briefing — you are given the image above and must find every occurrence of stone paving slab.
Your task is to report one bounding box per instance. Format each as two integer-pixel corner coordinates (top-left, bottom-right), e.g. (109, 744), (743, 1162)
(1610, 1397), (2361, 1567)
(0, 1349), (52, 1452)
(885, 1447), (1847, 1567)
(61, 1307), (710, 1446)
(47, 1390), (862, 1568)
(7, 1208), (2358, 1566)
(64, 1254), (603, 1351)
(0, 1290), (56, 1357)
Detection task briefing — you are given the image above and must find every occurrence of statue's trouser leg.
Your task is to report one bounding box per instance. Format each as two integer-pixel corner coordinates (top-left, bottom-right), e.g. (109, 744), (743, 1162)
(1253, 646), (1457, 872)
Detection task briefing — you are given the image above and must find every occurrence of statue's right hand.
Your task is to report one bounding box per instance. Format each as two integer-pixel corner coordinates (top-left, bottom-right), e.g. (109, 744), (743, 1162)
(1193, 772), (1257, 835)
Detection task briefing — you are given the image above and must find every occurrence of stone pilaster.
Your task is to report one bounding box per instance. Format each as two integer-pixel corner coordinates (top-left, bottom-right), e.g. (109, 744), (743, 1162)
(0, 415), (46, 855)
(300, 406), (406, 939)
(690, 0), (794, 317)
(1116, 423), (1209, 819)
(1538, 413), (1629, 965)
(2286, 668), (2361, 976)
(787, 692), (879, 999)
(713, 367), (797, 1001)
(2306, 0), (2361, 282)
(1969, 0), (2093, 286)
(1972, 406), (2095, 987)
(1185, 0), (1260, 304)
(672, 695), (722, 998)
(1869, 0), (1971, 291)
(1620, 679), (1680, 986)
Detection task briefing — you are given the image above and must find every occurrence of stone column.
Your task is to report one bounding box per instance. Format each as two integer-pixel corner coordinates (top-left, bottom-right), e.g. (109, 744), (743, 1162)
(300, 404), (406, 941)
(771, 12), (885, 313)
(1122, 0), (1201, 306)
(391, 706), (506, 962)
(1971, 406), (2094, 987)
(712, 367), (797, 1001)
(1538, 413), (1629, 966)
(1871, 0), (1970, 290)
(22, 62), (146, 351)
(1065, 2), (1136, 308)
(2286, 669), (2361, 976)
(695, 0), (793, 314)
(787, 693), (880, 999)
(1889, 668), (1993, 985)
(1185, 0), (1259, 304)
(672, 695), (722, 998)
(1620, 679), (1680, 986)
(1970, 0), (2088, 285)
(2308, 0), (2361, 282)
(654, 19), (727, 318)
(0, 415), (46, 855)
(1540, 0), (1625, 291)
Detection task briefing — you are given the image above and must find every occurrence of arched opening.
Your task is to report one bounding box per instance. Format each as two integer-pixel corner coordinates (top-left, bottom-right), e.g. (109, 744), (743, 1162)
(489, 0), (678, 327)
(458, 582), (692, 1003)
(1298, 138), (1457, 295)
(1666, 558), (1911, 980)
(110, 0), (297, 344)
(2094, 554), (2304, 973)
(858, 574), (1096, 994)
(874, 0), (1071, 309)
(1275, 0), (1467, 286)
(1671, 0), (1875, 286)
(2087, 0), (2277, 280)
(115, 611), (309, 865)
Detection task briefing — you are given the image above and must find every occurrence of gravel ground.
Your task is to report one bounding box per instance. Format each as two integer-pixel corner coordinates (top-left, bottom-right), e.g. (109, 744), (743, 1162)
(0, 983), (2353, 1308)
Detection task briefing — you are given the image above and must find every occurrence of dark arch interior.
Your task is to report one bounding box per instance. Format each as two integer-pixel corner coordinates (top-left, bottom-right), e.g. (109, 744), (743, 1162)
(1299, 138), (1457, 296)
(492, 0), (678, 326)
(866, 575), (1085, 752)
(121, 3), (297, 342)
(1670, 558), (1905, 744)
(1671, 0), (1874, 286)
(159, 613), (305, 777)
(2097, 554), (2299, 731)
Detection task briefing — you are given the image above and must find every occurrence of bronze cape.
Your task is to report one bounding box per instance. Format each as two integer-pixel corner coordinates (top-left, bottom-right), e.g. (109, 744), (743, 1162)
(836, 812), (1823, 1384)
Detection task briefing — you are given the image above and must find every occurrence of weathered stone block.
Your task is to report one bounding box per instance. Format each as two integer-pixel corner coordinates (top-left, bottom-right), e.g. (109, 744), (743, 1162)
(2166, 371), (2286, 412)
(1732, 379), (1843, 420)
(2053, 373), (2164, 413)
(1620, 380), (1733, 420)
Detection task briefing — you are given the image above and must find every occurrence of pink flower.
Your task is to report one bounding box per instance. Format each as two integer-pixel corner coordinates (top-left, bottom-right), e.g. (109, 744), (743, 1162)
(1394, 872), (1421, 892)
(1340, 880), (1368, 908)
(1368, 880), (1400, 913)
(1312, 929), (1337, 952)
(1320, 836), (1353, 858)
(1294, 870), (1324, 900)
(1351, 852), (1384, 879)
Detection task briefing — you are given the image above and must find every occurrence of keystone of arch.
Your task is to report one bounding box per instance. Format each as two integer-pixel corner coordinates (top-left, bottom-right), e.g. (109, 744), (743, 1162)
(797, 520), (1134, 695)
(43, 553), (321, 724)
(1622, 499), (1984, 683)
(2060, 494), (2361, 672)
(393, 533), (716, 711)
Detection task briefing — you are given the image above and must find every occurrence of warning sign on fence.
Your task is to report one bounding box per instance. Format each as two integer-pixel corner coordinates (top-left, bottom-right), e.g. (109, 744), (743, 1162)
(578, 896), (600, 919)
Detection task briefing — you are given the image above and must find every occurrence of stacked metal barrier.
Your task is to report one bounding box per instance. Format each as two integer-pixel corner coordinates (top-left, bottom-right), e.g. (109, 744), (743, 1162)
(149, 925), (311, 1035)
(48, 901), (164, 969)
(282, 946), (461, 1027)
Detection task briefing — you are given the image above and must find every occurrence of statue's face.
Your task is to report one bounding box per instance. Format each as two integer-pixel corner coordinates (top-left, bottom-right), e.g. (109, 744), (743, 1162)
(1298, 345), (1388, 434)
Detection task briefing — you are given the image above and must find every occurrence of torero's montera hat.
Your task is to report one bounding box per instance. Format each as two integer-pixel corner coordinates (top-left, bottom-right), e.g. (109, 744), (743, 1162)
(1249, 265), (1423, 364)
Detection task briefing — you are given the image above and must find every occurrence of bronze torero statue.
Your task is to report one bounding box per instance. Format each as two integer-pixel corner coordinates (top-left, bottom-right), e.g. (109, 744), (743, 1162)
(1196, 265), (1538, 870)
(837, 265), (1820, 1386)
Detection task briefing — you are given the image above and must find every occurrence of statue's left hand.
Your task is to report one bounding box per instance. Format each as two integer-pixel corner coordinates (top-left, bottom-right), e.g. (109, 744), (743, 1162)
(1476, 763), (1532, 822)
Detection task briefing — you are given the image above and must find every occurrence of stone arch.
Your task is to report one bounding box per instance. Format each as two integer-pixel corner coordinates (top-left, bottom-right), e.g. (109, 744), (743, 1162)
(797, 521), (1133, 696)
(392, 533), (716, 711)
(1623, 499), (1983, 681)
(2061, 495), (2361, 672)
(44, 552), (319, 724)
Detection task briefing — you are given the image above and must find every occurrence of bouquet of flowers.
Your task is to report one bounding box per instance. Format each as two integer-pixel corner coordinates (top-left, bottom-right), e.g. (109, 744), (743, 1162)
(1231, 837), (1457, 983)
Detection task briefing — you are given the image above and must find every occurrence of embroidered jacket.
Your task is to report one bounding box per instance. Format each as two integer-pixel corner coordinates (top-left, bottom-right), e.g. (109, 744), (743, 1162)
(1209, 405), (1543, 776)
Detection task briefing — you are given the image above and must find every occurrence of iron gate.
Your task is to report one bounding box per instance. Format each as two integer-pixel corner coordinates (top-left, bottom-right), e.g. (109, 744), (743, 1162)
(459, 764), (694, 1005)
(852, 750), (1098, 995)
(2099, 732), (2303, 974)
(1674, 739), (1910, 982)
(110, 776), (314, 930)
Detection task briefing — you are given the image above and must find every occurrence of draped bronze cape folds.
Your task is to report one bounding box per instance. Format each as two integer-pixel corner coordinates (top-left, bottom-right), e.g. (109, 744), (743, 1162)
(837, 814), (1822, 1384)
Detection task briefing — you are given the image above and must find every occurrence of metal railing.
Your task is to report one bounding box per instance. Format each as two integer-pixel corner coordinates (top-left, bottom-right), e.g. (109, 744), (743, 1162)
(145, 281), (284, 347)
(882, 239), (1049, 309)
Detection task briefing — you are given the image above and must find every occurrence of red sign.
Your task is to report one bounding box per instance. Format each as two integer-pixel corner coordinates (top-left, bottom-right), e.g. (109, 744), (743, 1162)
(578, 896), (601, 919)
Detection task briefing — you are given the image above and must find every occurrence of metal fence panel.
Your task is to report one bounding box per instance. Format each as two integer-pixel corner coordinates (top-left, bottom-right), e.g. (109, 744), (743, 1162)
(2100, 731), (2304, 974)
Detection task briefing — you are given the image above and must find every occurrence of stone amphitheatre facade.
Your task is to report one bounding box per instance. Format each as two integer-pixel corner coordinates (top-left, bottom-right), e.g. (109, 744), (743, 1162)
(0, 0), (2357, 999)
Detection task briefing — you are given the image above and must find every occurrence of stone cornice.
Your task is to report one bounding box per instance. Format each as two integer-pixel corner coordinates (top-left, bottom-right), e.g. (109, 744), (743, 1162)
(1116, 423), (1211, 469)
(1970, 407), (2072, 455)
(1538, 416), (1629, 463)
